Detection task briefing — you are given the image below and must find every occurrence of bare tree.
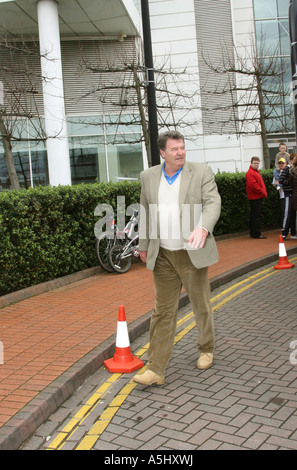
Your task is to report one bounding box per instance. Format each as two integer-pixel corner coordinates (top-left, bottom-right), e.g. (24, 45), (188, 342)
(74, 39), (201, 167)
(199, 33), (292, 169)
(0, 35), (46, 189)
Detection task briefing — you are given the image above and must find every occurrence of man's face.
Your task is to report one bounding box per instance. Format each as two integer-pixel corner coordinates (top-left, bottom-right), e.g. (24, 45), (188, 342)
(160, 138), (186, 172)
(279, 161), (286, 170)
(251, 160), (260, 170)
(279, 145), (287, 154)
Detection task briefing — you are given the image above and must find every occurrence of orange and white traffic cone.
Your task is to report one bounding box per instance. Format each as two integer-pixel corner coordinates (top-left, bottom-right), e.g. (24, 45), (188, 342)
(104, 305), (144, 373)
(274, 235), (295, 270)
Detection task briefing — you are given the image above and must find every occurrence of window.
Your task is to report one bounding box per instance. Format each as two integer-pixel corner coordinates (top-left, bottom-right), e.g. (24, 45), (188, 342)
(279, 19), (290, 55)
(255, 20), (280, 54)
(253, 0), (288, 19)
(253, 0), (293, 134)
(254, 0), (277, 19)
(68, 116), (143, 184)
(70, 147), (98, 185)
(277, 0), (289, 17)
(31, 150), (49, 186)
(0, 113), (144, 189)
(0, 149), (48, 189)
(107, 142), (143, 182)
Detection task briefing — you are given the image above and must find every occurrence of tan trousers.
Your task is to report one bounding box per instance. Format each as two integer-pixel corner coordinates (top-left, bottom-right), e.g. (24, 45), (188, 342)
(148, 247), (215, 376)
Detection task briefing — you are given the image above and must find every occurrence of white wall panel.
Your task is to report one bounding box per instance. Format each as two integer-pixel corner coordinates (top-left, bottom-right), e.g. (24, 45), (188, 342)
(149, 0), (194, 16)
(151, 25), (197, 43)
(148, 0), (264, 171)
(150, 12), (195, 29)
(152, 39), (198, 58)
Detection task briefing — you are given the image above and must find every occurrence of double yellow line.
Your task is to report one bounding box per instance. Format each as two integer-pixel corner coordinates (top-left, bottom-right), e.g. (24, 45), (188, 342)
(47, 259), (296, 450)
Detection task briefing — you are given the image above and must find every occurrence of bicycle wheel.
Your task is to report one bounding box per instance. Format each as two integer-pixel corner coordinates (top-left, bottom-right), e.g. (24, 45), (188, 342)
(108, 244), (132, 274)
(95, 233), (115, 273)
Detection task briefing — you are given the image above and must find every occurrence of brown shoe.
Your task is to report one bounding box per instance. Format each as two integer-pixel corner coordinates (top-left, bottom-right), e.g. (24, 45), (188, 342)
(197, 352), (213, 370)
(132, 369), (165, 386)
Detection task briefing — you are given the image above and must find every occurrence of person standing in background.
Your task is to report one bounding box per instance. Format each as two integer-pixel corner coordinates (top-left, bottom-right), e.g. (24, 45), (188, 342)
(273, 158), (286, 228)
(275, 142), (290, 170)
(246, 156), (267, 239)
(289, 155), (297, 224)
(279, 154), (297, 240)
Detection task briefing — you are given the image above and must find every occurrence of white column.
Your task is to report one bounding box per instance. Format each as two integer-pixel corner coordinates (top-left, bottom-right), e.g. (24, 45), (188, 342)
(37, 0), (71, 186)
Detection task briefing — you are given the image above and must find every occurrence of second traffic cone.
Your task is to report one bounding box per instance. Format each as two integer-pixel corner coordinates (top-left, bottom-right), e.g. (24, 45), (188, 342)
(274, 235), (295, 270)
(104, 305), (144, 373)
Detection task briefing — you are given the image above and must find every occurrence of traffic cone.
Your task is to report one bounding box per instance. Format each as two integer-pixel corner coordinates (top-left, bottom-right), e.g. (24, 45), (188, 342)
(104, 305), (144, 373)
(274, 235), (295, 270)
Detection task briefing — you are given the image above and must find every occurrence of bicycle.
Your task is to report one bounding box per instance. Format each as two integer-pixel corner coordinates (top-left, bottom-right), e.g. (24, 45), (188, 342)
(95, 210), (138, 273)
(108, 210), (140, 274)
(95, 219), (118, 273)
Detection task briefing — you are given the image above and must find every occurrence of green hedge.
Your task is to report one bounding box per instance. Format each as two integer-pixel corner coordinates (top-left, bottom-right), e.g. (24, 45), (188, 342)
(0, 170), (280, 296)
(214, 170), (280, 235)
(0, 182), (140, 296)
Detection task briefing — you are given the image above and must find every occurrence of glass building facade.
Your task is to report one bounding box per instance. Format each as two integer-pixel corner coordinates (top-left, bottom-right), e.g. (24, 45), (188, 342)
(0, 118), (143, 189)
(67, 115), (143, 186)
(1, 1), (295, 187)
(0, 9), (144, 190)
(253, 0), (296, 164)
(253, 0), (294, 134)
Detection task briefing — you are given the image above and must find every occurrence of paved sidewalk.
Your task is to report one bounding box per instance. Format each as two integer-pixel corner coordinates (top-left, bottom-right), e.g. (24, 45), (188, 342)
(32, 264), (297, 451)
(0, 228), (296, 449)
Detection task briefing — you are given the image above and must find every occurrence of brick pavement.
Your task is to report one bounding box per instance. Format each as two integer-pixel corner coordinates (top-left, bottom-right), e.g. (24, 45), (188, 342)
(0, 228), (297, 449)
(23, 264), (297, 450)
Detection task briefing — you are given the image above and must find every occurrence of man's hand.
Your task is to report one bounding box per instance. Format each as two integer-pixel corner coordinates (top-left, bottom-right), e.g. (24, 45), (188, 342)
(139, 251), (147, 263)
(187, 227), (208, 249)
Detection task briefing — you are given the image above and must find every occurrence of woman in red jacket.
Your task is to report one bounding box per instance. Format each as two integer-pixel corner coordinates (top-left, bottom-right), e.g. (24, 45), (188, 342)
(246, 156), (268, 239)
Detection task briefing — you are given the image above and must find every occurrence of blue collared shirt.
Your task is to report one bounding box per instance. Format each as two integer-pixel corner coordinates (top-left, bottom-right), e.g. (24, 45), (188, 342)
(162, 163), (183, 185)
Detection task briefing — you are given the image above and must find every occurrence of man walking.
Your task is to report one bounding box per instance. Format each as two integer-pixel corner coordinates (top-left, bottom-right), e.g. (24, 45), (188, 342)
(133, 130), (221, 386)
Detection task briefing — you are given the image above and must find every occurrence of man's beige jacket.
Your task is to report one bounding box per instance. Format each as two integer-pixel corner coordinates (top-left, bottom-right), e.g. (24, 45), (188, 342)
(139, 161), (221, 271)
